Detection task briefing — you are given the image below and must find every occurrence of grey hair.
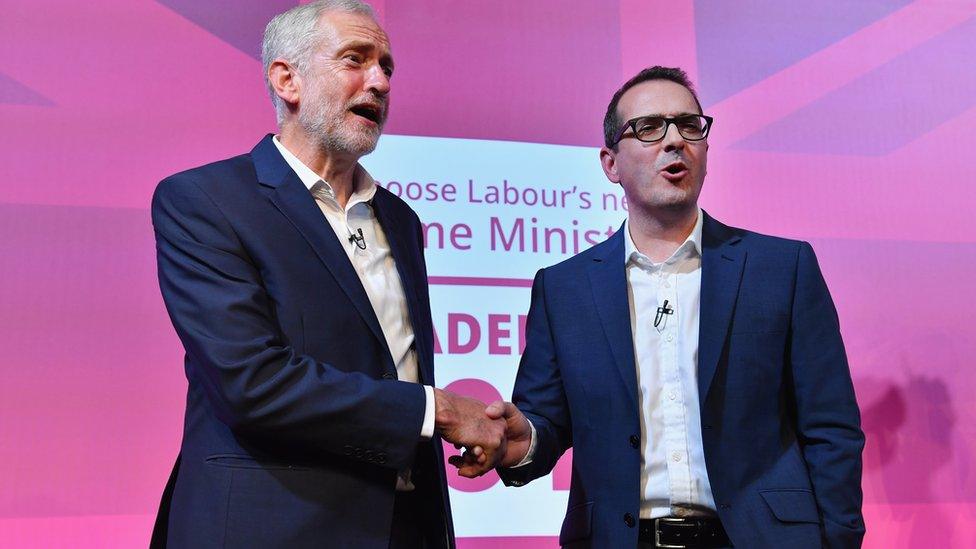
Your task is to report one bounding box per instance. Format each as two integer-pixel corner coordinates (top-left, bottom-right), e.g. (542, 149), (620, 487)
(262, 0), (376, 126)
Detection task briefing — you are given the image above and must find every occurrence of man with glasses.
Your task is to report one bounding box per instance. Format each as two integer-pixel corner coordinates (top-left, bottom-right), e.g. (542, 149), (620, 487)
(456, 67), (864, 548)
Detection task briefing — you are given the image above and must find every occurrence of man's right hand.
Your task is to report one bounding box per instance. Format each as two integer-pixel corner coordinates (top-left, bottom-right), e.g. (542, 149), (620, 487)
(485, 401), (533, 468)
(433, 388), (507, 477)
(447, 400), (533, 476)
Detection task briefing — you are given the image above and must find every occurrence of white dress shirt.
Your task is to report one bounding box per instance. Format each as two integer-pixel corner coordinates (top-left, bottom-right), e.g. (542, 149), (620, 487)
(516, 210), (716, 518)
(625, 209), (716, 518)
(271, 137), (435, 444)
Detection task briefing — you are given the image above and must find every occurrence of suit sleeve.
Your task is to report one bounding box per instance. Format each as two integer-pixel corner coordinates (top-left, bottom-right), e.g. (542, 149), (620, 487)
(789, 242), (865, 548)
(411, 209), (437, 438)
(151, 175), (426, 470)
(498, 268), (573, 486)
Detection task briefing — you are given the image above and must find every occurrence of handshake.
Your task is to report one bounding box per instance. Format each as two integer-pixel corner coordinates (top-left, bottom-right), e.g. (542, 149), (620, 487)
(433, 388), (532, 478)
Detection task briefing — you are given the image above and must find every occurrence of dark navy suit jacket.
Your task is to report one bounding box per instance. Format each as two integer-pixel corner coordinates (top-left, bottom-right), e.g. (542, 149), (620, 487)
(499, 213), (864, 548)
(150, 135), (454, 548)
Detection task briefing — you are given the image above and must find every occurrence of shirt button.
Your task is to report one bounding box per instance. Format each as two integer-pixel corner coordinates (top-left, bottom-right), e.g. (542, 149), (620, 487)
(629, 435), (640, 449)
(623, 513), (636, 528)
(672, 452), (682, 462)
(668, 391), (677, 401)
(667, 334), (674, 342)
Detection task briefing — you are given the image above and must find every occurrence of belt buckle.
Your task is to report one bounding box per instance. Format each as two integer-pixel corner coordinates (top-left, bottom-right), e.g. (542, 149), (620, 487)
(654, 517), (692, 549)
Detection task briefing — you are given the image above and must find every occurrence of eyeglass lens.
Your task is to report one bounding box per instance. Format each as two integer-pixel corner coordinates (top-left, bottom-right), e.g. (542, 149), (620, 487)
(634, 115), (708, 142)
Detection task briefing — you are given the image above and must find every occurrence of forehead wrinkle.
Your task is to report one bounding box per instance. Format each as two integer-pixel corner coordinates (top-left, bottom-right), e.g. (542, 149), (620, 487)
(336, 20), (388, 44)
(317, 13), (390, 52)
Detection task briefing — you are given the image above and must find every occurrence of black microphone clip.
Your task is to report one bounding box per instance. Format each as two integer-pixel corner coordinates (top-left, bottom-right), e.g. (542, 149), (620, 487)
(348, 228), (367, 250)
(653, 299), (674, 330)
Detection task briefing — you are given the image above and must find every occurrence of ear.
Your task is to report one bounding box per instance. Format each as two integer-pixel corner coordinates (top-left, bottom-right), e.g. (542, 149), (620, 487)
(268, 59), (301, 108)
(600, 146), (621, 184)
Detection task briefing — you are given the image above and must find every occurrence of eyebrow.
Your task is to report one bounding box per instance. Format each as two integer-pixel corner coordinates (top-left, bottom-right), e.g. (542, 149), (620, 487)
(337, 40), (394, 68)
(639, 111), (699, 118)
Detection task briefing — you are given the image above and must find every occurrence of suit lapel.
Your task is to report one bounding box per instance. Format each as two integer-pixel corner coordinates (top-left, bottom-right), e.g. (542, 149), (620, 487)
(698, 212), (745, 403)
(251, 135), (392, 362)
(372, 190), (435, 385)
(587, 227), (639, 412)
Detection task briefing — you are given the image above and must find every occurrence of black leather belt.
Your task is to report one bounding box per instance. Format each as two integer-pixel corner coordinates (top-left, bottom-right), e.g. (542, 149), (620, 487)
(638, 516), (731, 548)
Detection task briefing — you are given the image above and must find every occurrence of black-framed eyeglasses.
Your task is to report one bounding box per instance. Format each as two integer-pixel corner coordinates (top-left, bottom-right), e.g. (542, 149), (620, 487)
(612, 114), (714, 146)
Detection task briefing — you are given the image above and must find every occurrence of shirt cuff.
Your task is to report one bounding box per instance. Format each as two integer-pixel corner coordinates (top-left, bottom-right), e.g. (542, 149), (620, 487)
(510, 417), (538, 468)
(420, 385), (436, 439)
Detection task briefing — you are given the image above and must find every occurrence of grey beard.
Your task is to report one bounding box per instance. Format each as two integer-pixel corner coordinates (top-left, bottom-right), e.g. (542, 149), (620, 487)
(299, 106), (380, 157)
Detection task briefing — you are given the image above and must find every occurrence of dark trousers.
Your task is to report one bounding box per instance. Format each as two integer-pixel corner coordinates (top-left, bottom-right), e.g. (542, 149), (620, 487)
(389, 489), (425, 549)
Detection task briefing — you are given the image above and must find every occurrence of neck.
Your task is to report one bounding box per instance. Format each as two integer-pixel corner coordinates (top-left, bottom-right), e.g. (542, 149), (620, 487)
(628, 206), (699, 263)
(279, 125), (359, 208)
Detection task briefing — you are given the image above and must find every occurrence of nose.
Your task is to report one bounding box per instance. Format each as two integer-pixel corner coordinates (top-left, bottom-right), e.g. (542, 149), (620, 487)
(365, 64), (390, 96)
(661, 121), (685, 152)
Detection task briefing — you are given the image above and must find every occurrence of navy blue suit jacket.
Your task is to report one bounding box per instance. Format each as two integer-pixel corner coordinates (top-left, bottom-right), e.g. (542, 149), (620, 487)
(499, 213), (864, 548)
(150, 135), (454, 548)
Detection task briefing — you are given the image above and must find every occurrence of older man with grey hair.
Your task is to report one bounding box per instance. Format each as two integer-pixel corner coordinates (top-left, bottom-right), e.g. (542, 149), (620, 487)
(149, 2), (503, 547)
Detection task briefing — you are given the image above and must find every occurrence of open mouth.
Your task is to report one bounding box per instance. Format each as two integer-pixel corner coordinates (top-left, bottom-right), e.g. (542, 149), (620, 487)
(350, 103), (383, 125)
(661, 161), (689, 180)
(663, 161), (687, 175)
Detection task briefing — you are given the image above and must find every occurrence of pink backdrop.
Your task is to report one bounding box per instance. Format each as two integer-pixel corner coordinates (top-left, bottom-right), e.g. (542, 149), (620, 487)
(2, 0), (975, 546)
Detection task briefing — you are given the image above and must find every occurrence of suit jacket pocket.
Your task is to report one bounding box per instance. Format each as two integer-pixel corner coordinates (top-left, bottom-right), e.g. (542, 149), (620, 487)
(559, 501), (594, 546)
(759, 489), (820, 523)
(206, 454), (310, 471)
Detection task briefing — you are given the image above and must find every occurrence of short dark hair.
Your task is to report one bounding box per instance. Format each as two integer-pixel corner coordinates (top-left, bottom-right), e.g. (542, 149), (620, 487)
(602, 66), (703, 149)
